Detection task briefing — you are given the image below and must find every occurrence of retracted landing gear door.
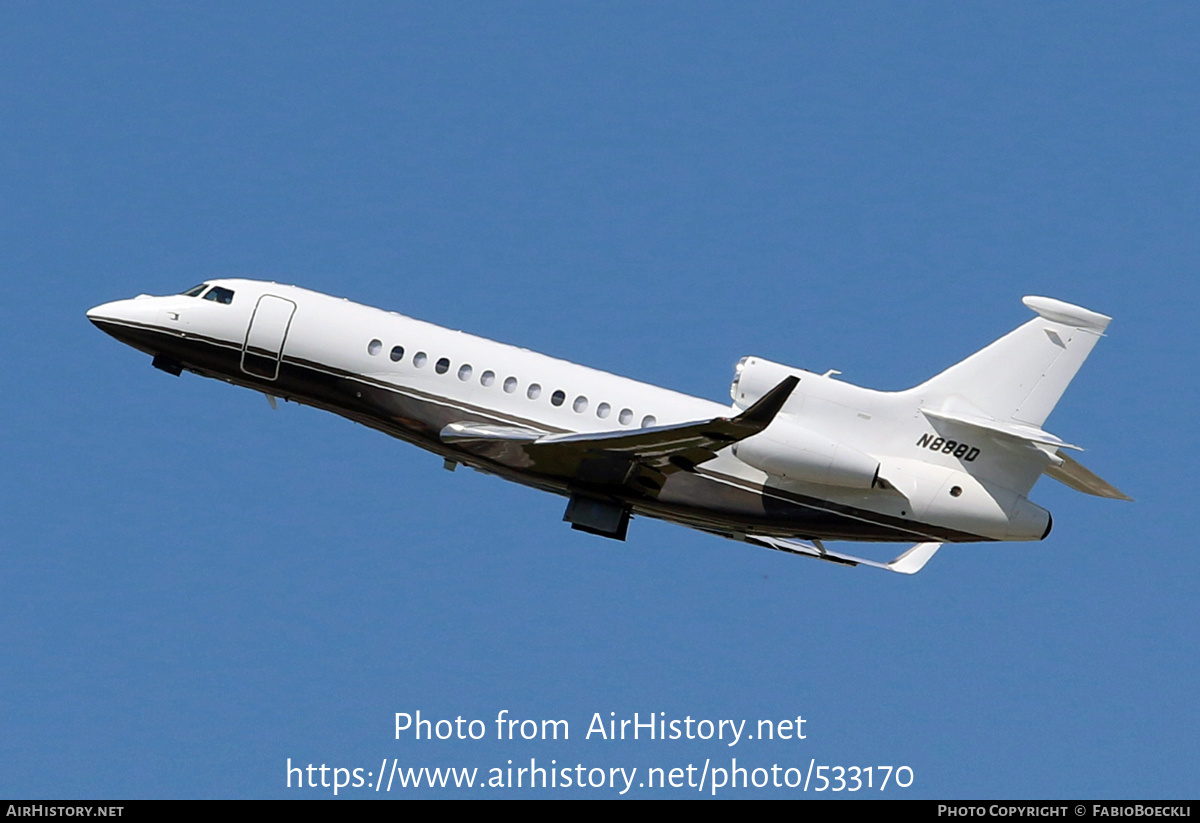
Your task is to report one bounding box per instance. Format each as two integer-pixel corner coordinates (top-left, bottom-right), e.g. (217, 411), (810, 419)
(241, 295), (296, 380)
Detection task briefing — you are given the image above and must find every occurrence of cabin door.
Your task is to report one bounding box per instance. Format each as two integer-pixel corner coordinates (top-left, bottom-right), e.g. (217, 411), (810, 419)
(241, 295), (296, 380)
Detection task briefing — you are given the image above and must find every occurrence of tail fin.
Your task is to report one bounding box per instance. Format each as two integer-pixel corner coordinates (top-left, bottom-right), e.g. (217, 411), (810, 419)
(913, 296), (1110, 427)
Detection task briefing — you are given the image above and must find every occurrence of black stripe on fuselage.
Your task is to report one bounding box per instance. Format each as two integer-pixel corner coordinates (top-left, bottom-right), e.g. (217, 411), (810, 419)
(89, 315), (570, 433)
(91, 316), (991, 543)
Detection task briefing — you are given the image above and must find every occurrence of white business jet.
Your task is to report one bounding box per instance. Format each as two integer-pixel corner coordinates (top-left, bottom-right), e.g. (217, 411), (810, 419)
(88, 280), (1128, 574)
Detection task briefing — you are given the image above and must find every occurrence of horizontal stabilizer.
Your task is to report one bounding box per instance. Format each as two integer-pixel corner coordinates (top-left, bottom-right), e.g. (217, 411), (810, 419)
(1045, 451), (1133, 501)
(746, 535), (942, 574)
(921, 408), (1081, 450)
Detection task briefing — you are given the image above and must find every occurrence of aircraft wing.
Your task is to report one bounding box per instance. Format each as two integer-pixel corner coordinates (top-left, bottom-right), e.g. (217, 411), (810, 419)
(746, 535), (943, 574)
(441, 376), (799, 485)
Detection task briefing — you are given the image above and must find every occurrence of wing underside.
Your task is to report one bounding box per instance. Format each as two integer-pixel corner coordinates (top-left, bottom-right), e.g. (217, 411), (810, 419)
(745, 535), (943, 574)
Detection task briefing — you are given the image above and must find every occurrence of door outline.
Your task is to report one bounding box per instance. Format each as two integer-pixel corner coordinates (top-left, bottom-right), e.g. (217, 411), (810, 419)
(241, 295), (297, 381)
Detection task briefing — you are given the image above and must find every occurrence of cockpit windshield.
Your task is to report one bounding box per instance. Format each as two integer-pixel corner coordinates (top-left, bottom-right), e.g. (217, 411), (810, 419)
(203, 286), (235, 305)
(179, 283), (235, 304)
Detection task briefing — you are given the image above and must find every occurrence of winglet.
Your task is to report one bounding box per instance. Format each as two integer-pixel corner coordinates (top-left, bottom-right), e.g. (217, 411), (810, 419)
(885, 542), (942, 574)
(731, 376), (799, 429)
(745, 534), (942, 575)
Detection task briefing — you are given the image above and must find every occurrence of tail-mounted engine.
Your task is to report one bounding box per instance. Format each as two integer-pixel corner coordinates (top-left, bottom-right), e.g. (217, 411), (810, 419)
(729, 356), (880, 488)
(732, 423), (880, 488)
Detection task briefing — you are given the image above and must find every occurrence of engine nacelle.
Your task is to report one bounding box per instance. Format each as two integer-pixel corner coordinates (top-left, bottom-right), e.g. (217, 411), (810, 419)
(730, 355), (815, 410)
(729, 356), (880, 488)
(733, 422), (880, 489)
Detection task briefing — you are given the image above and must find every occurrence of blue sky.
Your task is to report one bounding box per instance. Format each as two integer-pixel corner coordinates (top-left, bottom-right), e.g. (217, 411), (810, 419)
(2, 3), (1196, 798)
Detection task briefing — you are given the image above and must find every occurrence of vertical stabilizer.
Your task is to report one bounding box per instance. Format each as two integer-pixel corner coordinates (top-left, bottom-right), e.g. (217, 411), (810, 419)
(913, 296), (1110, 427)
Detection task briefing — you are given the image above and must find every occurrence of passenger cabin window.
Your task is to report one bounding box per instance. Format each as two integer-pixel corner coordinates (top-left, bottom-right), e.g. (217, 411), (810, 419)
(619, 408), (633, 425)
(368, 339), (382, 355)
(458, 364), (472, 381)
(550, 390), (565, 406)
(481, 371), (496, 387)
(390, 346), (405, 362)
(503, 377), (517, 393)
(642, 415), (657, 428)
(573, 396), (588, 413)
(203, 286), (235, 304)
(597, 402), (611, 419)
(414, 352), (427, 368)
(435, 357), (450, 374)
(527, 383), (542, 400)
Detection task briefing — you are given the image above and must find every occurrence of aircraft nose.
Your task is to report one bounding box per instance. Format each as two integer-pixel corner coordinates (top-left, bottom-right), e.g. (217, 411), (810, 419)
(86, 300), (119, 324)
(87, 294), (158, 324)
(87, 296), (157, 343)
(87, 299), (132, 335)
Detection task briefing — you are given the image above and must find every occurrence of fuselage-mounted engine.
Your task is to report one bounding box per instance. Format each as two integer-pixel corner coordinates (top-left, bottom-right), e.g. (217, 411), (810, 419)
(728, 357), (881, 489)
